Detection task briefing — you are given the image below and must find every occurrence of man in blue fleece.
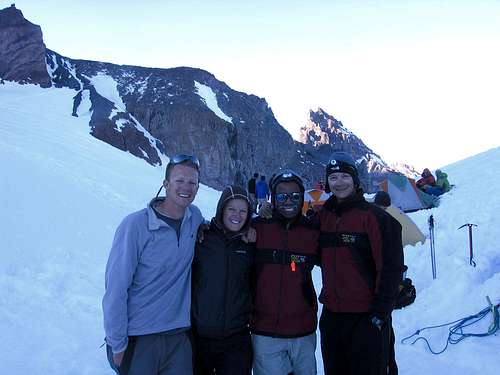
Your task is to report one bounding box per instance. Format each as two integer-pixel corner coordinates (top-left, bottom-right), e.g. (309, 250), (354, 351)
(103, 155), (204, 375)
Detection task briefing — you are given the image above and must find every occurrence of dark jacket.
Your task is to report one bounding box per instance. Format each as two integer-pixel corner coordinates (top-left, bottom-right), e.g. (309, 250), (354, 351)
(191, 220), (255, 338)
(318, 191), (404, 320)
(192, 185), (254, 339)
(251, 215), (319, 337)
(248, 178), (256, 194)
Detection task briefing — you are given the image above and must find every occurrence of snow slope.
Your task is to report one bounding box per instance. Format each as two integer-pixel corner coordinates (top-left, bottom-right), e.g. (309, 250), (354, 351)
(1, 81), (499, 374)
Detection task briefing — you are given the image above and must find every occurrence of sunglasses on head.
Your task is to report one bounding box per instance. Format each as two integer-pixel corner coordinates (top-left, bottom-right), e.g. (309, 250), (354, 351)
(169, 154), (200, 169)
(275, 192), (302, 203)
(157, 154), (200, 197)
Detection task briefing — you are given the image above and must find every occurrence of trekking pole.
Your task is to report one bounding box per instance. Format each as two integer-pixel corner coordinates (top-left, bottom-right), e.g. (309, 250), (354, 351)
(428, 215), (437, 279)
(458, 223), (478, 267)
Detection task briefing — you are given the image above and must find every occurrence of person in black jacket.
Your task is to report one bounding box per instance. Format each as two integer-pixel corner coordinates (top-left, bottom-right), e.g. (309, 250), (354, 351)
(248, 172), (259, 212)
(191, 185), (254, 375)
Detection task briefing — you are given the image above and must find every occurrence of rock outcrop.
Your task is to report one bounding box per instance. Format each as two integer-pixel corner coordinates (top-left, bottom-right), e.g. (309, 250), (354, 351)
(0, 4), (51, 87)
(298, 108), (388, 190)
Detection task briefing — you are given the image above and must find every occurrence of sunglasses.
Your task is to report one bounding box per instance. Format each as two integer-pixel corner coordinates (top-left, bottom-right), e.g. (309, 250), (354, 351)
(168, 154), (200, 169)
(275, 192), (302, 204)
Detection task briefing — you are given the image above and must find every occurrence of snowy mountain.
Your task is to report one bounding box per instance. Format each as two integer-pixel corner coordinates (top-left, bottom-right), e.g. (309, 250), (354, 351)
(298, 107), (386, 172)
(298, 108), (421, 189)
(1, 80), (499, 374)
(1, 4), (421, 192)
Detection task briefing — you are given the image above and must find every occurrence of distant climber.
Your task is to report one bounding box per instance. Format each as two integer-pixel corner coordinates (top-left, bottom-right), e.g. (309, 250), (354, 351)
(247, 172), (258, 211)
(416, 168), (436, 192)
(255, 175), (269, 210)
(425, 169), (451, 196)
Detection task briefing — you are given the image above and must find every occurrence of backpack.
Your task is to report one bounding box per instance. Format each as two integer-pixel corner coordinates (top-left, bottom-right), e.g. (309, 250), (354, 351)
(394, 277), (416, 309)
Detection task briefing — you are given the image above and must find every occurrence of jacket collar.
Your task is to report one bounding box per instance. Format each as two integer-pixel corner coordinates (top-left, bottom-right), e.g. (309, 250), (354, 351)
(147, 197), (192, 231)
(269, 211), (305, 229)
(209, 218), (246, 241)
(323, 189), (365, 216)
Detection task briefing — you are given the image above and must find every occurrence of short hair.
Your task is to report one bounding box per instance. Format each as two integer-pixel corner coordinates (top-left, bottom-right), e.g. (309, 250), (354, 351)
(165, 160), (199, 180)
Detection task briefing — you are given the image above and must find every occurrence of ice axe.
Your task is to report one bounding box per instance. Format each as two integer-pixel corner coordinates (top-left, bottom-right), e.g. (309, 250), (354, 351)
(458, 223), (478, 267)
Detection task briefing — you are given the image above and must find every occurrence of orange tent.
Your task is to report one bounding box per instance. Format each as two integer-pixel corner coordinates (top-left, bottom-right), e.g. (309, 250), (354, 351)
(302, 189), (330, 215)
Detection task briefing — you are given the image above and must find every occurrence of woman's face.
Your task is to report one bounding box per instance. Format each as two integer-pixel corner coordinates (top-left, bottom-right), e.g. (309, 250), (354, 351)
(222, 198), (249, 232)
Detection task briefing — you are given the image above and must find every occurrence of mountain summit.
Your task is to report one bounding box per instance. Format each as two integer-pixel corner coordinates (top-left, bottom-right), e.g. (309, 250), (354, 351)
(0, 4), (51, 87)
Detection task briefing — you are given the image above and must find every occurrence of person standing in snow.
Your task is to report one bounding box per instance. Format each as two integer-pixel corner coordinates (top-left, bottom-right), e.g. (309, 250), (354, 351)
(318, 152), (404, 375)
(248, 172), (259, 212)
(191, 185), (254, 375)
(255, 175), (270, 210)
(251, 170), (319, 375)
(103, 154), (204, 375)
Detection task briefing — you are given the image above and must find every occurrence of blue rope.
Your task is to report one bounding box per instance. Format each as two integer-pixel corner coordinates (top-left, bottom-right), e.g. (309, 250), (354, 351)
(401, 297), (500, 355)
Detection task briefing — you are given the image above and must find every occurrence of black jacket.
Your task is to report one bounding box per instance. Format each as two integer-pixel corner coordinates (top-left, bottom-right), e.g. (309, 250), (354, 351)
(191, 221), (255, 338)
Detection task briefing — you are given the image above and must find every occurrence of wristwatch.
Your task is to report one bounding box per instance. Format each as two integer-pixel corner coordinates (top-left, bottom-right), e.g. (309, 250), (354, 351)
(371, 316), (384, 330)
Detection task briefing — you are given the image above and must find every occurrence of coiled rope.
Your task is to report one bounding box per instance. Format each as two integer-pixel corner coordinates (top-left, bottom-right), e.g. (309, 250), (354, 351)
(401, 296), (499, 355)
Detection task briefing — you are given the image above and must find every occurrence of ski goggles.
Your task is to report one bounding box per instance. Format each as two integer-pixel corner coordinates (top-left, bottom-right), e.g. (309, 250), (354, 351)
(275, 192), (302, 204)
(168, 154), (200, 169)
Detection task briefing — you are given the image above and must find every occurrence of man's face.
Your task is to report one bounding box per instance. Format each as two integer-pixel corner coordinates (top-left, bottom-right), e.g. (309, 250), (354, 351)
(222, 198), (249, 232)
(275, 181), (302, 219)
(163, 164), (199, 210)
(327, 172), (355, 200)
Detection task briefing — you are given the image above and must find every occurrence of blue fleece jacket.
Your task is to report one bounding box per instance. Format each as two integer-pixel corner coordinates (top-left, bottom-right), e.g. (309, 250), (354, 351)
(102, 198), (204, 353)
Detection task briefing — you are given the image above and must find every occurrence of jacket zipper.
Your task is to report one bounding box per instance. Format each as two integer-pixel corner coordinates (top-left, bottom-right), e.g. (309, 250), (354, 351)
(274, 223), (289, 332)
(223, 237), (231, 335)
(333, 216), (341, 310)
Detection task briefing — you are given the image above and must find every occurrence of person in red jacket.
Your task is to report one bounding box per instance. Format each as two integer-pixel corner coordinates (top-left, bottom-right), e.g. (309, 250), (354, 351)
(416, 168), (436, 191)
(251, 170), (319, 375)
(318, 152), (404, 375)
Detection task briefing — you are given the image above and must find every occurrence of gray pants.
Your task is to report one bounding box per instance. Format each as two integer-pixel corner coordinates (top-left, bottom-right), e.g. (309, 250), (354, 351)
(252, 333), (317, 375)
(106, 331), (192, 375)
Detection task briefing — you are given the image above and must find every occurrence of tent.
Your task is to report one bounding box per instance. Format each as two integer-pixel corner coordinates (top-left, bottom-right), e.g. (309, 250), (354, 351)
(385, 205), (426, 247)
(302, 189), (330, 215)
(379, 173), (437, 212)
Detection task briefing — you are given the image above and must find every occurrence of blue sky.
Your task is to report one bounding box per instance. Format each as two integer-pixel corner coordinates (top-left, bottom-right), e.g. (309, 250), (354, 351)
(10, 0), (500, 170)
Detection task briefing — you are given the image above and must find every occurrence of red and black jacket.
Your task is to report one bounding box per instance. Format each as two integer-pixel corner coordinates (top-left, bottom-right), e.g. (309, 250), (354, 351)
(318, 191), (404, 320)
(251, 215), (319, 337)
(416, 175), (435, 188)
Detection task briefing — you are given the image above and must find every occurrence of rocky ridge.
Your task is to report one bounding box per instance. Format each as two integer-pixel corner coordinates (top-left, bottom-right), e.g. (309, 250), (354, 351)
(0, 4), (415, 191)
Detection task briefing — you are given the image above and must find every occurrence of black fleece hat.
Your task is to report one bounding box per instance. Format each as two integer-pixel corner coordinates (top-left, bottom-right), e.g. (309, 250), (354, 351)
(325, 151), (360, 192)
(214, 185), (251, 232)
